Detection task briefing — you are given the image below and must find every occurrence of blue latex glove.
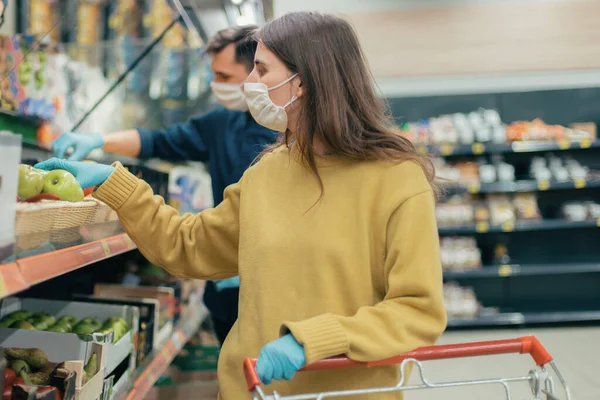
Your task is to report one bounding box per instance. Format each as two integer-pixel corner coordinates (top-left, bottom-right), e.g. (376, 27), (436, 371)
(214, 276), (240, 291)
(256, 334), (306, 385)
(52, 132), (105, 161)
(35, 158), (114, 188)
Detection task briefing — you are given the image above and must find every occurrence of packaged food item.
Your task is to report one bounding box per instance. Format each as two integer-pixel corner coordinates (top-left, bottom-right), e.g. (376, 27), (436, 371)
(513, 193), (541, 220)
(440, 237), (481, 270)
(436, 195), (474, 226)
(488, 194), (515, 225)
(444, 282), (481, 318)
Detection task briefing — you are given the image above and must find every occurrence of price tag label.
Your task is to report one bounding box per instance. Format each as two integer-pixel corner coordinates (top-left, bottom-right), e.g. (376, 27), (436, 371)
(580, 138), (591, 149)
(476, 221), (489, 233)
(100, 241), (111, 257)
(472, 143), (485, 155)
(501, 221), (515, 232)
(440, 144), (454, 156)
(574, 179), (586, 189)
(498, 265), (513, 277)
(467, 183), (480, 194)
(0, 274), (8, 299)
(537, 180), (550, 191)
(558, 139), (570, 150)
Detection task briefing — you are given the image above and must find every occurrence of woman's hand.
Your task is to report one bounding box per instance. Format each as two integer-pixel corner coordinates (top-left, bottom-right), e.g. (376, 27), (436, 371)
(35, 158), (114, 188)
(256, 334), (305, 385)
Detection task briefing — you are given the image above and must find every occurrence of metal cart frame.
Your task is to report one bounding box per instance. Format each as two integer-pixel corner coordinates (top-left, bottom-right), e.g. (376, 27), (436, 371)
(243, 335), (571, 400)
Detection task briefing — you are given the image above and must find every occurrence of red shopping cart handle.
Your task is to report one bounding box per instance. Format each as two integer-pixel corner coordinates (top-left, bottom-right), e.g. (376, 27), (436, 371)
(243, 335), (553, 392)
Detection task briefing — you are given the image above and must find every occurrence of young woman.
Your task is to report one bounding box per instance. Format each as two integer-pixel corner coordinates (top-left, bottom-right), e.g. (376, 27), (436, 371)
(38, 11), (446, 399)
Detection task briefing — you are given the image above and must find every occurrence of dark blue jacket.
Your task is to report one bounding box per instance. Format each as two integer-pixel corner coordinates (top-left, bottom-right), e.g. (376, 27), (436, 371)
(137, 108), (277, 322)
(138, 107), (276, 205)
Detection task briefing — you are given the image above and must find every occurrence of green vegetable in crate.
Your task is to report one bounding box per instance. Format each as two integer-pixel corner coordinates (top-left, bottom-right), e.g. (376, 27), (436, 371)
(3, 311), (32, 320)
(5, 348), (49, 369)
(58, 315), (78, 325)
(17, 369), (32, 385)
(45, 324), (69, 333)
(9, 320), (35, 330)
(18, 165), (44, 199)
(79, 317), (101, 328)
(10, 360), (30, 374)
(29, 363), (56, 385)
(82, 353), (97, 385)
(72, 323), (96, 335)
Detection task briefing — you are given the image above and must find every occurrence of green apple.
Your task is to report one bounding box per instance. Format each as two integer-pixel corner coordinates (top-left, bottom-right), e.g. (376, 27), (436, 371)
(42, 170), (84, 202)
(18, 164), (44, 199)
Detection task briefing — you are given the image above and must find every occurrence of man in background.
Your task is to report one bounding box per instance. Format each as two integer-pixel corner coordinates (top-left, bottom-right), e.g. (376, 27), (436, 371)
(51, 25), (277, 345)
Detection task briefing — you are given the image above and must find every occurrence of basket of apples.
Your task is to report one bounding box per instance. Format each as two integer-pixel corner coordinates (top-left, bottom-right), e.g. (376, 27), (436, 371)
(15, 164), (99, 235)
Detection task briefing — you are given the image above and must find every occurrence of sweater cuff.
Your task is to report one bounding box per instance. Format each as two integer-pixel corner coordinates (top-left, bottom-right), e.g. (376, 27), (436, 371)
(93, 162), (139, 210)
(137, 128), (155, 159)
(281, 314), (349, 365)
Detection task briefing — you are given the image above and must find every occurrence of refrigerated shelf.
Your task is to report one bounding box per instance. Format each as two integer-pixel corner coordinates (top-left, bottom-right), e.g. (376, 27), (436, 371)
(447, 310), (600, 329)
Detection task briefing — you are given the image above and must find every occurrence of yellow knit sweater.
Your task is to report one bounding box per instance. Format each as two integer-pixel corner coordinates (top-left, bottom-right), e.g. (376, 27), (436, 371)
(94, 146), (447, 399)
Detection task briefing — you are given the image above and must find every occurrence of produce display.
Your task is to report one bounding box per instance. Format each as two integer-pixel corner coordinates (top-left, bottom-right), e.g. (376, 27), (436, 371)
(0, 311), (129, 343)
(2, 346), (98, 399)
(17, 164), (84, 202)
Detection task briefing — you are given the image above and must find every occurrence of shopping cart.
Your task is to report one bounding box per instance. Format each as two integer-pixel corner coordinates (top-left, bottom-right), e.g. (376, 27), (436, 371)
(243, 335), (570, 400)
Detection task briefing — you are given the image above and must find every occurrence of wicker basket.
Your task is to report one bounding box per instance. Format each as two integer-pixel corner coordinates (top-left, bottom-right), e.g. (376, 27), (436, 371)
(15, 200), (97, 236)
(85, 198), (118, 225)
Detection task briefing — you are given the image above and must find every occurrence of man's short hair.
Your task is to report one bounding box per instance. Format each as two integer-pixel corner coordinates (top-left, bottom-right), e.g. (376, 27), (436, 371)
(206, 25), (258, 71)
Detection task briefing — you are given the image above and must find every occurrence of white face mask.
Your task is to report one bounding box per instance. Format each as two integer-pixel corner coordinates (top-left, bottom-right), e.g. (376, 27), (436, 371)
(210, 81), (248, 111)
(244, 74), (298, 132)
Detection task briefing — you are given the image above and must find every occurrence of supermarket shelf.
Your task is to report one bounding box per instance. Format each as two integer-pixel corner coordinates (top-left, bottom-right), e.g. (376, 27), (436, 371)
(443, 263), (600, 279)
(114, 304), (208, 400)
(438, 218), (599, 235)
(447, 310), (600, 329)
(0, 233), (136, 299)
(421, 139), (600, 157)
(446, 178), (600, 194)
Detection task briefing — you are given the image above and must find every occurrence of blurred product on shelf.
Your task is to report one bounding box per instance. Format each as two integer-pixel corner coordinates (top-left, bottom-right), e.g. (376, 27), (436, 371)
(168, 164), (213, 215)
(435, 159), (479, 186)
(400, 108), (505, 145)
(400, 109), (596, 146)
(443, 282), (482, 318)
(562, 201), (600, 222)
(530, 155), (590, 182)
(507, 118), (596, 142)
(436, 192), (541, 226)
(0, 35), (58, 121)
(436, 195), (474, 226)
(440, 237), (481, 270)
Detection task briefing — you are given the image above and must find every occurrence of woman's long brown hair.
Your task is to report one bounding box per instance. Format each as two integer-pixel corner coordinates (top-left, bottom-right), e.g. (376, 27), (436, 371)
(256, 12), (438, 198)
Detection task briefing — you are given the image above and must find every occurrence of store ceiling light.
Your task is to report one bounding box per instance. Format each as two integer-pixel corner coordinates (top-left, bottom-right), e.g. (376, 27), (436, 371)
(231, 0), (245, 5)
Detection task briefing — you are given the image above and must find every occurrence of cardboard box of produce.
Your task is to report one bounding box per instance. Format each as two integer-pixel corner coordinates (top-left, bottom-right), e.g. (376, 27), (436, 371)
(93, 285), (175, 350)
(64, 342), (105, 400)
(0, 297), (138, 378)
(73, 295), (158, 364)
(3, 343), (103, 400)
